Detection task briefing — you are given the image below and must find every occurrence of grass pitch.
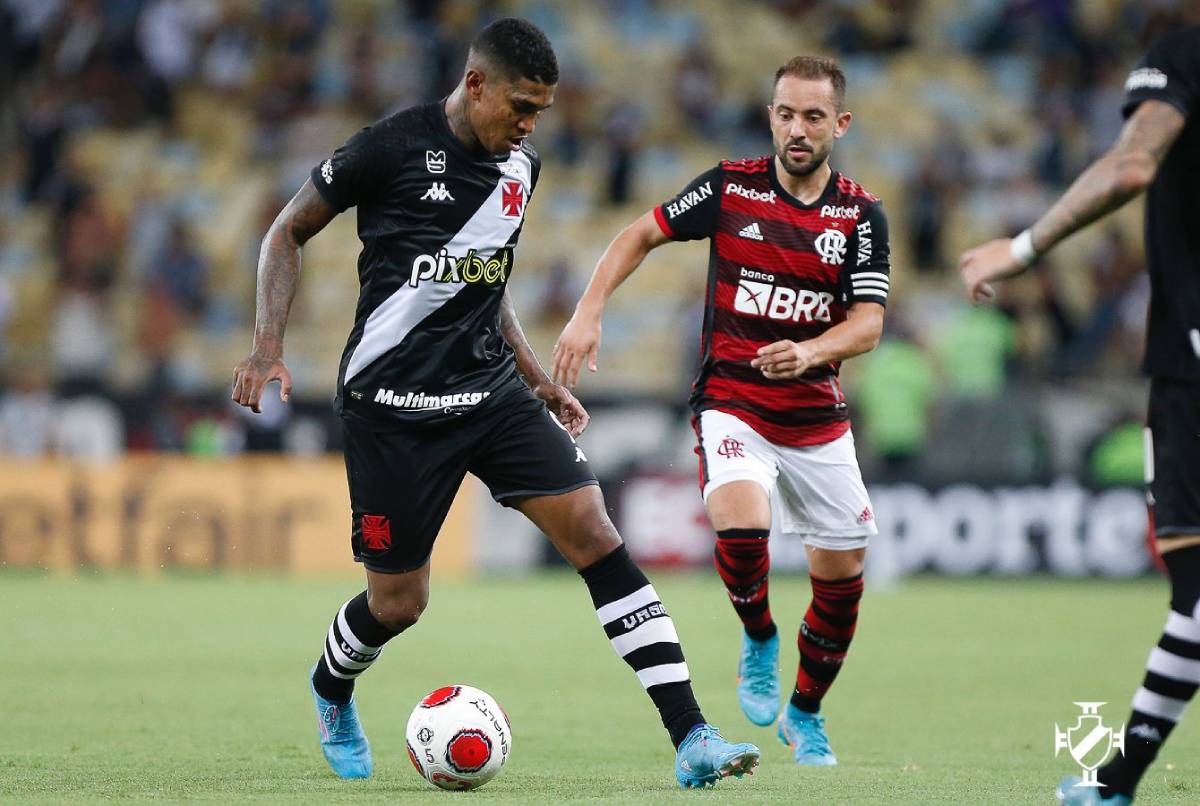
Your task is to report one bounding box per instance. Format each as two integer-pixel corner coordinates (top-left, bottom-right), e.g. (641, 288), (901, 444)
(2, 570), (1197, 804)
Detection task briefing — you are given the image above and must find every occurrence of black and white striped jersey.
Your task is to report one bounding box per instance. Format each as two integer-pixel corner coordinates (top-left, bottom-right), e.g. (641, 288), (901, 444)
(310, 101), (540, 427)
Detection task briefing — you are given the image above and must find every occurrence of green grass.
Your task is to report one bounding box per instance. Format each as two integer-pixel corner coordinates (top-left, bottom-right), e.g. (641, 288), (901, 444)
(1, 571), (1195, 803)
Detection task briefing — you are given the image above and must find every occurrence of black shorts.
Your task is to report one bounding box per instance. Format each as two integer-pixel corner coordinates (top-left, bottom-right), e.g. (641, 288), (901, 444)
(1148, 377), (1200, 537)
(341, 387), (597, 573)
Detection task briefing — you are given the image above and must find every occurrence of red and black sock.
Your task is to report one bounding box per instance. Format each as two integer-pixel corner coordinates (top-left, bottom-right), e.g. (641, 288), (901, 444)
(791, 572), (864, 713)
(714, 528), (776, 641)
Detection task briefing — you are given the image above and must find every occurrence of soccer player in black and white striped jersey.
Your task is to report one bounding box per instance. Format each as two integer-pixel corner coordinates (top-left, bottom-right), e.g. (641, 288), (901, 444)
(960, 21), (1200, 806)
(231, 18), (759, 789)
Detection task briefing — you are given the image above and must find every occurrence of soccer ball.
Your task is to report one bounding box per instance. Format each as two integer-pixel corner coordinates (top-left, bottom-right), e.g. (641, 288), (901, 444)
(404, 685), (512, 790)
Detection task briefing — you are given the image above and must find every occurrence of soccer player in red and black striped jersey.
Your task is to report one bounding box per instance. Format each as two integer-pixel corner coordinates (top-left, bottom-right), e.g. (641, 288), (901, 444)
(554, 56), (889, 765)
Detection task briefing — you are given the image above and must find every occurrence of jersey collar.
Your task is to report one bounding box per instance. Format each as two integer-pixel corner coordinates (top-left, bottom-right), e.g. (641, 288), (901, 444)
(769, 160), (839, 211)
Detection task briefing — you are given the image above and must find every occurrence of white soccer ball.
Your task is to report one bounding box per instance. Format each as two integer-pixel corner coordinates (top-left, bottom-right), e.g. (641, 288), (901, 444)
(404, 685), (512, 791)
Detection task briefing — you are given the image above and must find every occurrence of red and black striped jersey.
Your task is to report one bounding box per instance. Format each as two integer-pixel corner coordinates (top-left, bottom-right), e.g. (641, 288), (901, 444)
(654, 156), (890, 447)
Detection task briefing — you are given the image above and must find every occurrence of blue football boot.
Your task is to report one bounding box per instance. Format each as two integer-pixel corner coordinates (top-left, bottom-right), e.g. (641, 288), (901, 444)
(1055, 776), (1132, 805)
(310, 666), (372, 778)
(674, 724), (760, 789)
(737, 632), (780, 726)
(777, 702), (837, 766)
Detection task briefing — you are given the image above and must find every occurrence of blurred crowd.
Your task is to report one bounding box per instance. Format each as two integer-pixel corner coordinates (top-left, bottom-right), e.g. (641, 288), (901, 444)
(0, 0), (1187, 482)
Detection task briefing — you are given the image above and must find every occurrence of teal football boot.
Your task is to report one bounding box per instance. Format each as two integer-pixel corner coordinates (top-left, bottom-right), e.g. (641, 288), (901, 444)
(310, 666), (372, 779)
(674, 724), (760, 789)
(1055, 776), (1132, 805)
(777, 702), (837, 766)
(737, 631), (780, 726)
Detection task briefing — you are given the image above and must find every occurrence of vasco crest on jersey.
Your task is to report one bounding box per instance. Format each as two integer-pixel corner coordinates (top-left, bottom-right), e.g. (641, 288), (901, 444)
(499, 180), (525, 218)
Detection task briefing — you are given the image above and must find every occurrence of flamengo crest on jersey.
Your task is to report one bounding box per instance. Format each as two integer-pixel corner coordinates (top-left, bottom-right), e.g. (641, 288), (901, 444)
(343, 149), (533, 384)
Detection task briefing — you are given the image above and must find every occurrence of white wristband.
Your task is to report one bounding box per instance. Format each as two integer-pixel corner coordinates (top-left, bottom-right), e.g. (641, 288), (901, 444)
(1010, 229), (1038, 268)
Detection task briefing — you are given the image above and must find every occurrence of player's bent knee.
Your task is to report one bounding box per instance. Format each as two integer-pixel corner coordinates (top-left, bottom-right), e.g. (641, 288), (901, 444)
(367, 589), (429, 632)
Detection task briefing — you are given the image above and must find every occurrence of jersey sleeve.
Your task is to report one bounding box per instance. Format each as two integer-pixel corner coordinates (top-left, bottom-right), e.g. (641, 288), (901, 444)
(311, 124), (391, 212)
(653, 166), (722, 241)
(842, 202), (891, 306)
(1122, 31), (1200, 120)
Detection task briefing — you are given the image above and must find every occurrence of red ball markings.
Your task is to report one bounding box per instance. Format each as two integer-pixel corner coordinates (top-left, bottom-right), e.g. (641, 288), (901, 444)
(445, 728), (493, 773)
(419, 685), (461, 708)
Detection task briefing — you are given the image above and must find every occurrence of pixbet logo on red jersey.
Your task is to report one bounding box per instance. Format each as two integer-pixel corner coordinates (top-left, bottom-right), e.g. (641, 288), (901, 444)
(733, 268), (833, 323)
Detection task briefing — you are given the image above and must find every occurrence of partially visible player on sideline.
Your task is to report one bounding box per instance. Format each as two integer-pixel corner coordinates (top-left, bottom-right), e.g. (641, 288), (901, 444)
(959, 24), (1200, 806)
(553, 56), (889, 765)
(231, 18), (759, 789)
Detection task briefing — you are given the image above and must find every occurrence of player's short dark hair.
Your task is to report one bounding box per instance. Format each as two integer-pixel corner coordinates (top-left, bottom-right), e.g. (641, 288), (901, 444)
(774, 56), (846, 110)
(470, 18), (559, 86)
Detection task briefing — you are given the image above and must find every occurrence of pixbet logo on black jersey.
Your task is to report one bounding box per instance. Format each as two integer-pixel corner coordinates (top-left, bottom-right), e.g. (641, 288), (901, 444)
(409, 248), (511, 288)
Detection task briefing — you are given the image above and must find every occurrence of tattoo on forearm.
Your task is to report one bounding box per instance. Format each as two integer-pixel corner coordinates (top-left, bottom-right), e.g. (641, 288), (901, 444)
(1032, 100), (1184, 253)
(252, 181), (336, 356)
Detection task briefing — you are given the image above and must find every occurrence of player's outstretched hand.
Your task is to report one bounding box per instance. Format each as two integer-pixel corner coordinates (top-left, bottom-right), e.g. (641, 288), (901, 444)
(534, 382), (590, 437)
(232, 353), (292, 414)
(552, 311), (601, 388)
(751, 340), (816, 380)
(958, 238), (1026, 304)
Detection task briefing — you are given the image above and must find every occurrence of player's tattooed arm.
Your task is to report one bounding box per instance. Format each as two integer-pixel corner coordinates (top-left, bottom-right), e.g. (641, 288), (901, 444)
(232, 180), (337, 413)
(500, 289), (589, 436)
(1030, 100), (1185, 253)
(960, 99), (1186, 303)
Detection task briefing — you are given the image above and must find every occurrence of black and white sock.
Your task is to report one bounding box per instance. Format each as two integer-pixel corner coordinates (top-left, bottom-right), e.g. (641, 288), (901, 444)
(580, 545), (705, 748)
(311, 591), (399, 704)
(1099, 546), (1200, 799)
(1098, 608), (1198, 797)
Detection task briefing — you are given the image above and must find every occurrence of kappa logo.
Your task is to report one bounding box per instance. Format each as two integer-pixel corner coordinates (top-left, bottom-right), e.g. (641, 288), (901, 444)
(738, 222), (764, 241)
(501, 179), (525, 217)
(666, 181), (713, 218)
(421, 182), (455, 202)
(426, 149), (446, 173)
(734, 268), (833, 323)
(1128, 724), (1162, 743)
(814, 227), (848, 265)
(320, 159), (333, 184)
(725, 182), (776, 203)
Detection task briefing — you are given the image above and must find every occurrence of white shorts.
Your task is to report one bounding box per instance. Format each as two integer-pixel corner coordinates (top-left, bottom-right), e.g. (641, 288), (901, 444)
(696, 409), (876, 550)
